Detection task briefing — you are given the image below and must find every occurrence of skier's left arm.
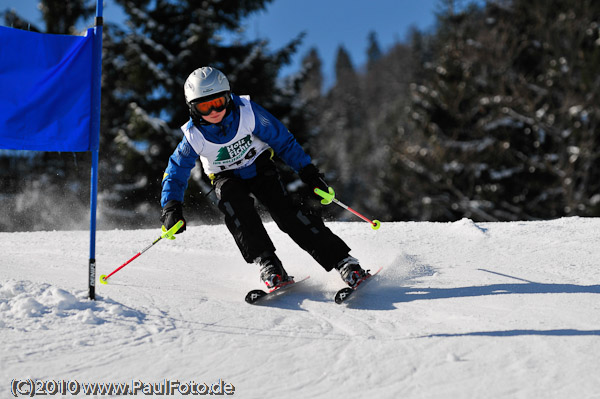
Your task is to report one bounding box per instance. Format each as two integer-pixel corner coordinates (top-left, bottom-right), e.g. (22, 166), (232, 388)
(250, 101), (311, 172)
(250, 101), (329, 191)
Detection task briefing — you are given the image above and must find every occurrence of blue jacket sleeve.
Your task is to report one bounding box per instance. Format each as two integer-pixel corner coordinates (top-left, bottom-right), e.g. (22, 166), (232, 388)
(160, 137), (199, 207)
(249, 101), (311, 172)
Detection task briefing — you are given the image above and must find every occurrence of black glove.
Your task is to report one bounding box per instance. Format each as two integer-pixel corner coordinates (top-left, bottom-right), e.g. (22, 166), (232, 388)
(160, 200), (186, 234)
(299, 163), (329, 192)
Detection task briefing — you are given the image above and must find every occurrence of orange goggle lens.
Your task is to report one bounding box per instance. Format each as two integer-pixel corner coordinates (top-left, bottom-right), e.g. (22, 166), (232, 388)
(195, 96), (228, 116)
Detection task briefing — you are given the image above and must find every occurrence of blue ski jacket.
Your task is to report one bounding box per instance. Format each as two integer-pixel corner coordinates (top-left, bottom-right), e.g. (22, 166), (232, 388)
(161, 94), (311, 207)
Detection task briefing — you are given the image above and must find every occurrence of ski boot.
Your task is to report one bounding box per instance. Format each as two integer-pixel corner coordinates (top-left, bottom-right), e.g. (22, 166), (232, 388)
(256, 252), (290, 289)
(336, 256), (368, 288)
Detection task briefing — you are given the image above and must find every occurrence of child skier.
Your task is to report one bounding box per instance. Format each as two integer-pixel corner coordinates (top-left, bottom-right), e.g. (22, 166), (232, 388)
(160, 66), (367, 289)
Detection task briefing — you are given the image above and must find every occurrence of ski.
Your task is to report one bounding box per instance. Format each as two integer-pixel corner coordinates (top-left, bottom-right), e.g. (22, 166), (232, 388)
(245, 276), (310, 304)
(334, 267), (383, 304)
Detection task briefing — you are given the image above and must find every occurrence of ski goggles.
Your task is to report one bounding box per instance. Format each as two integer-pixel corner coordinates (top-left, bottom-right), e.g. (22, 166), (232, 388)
(193, 94), (229, 116)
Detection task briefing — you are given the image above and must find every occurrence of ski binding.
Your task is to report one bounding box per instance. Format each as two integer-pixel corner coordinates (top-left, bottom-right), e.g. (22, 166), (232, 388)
(245, 276), (310, 304)
(334, 267), (383, 304)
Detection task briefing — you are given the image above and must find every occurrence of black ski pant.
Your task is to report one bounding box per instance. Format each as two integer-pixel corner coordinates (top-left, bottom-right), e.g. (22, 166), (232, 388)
(213, 157), (350, 271)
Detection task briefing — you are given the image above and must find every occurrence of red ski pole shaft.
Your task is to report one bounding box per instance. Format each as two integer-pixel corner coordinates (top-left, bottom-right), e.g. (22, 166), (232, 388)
(313, 188), (381, 230)
(332, 198), (375, 225)
(102, 252), (141, 281)
(100, 220), (184, 284)
(102, 239), (155, 281)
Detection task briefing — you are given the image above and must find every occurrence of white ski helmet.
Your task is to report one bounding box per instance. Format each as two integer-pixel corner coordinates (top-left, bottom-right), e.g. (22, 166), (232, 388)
(184, 67), (231, 120)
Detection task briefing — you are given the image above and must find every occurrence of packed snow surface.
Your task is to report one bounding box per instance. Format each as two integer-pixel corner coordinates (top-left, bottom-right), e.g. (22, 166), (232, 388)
(1, 218), (599, 398)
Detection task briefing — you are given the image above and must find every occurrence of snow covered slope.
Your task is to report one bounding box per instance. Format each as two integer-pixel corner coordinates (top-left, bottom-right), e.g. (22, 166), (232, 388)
(1, 218), (599, 398)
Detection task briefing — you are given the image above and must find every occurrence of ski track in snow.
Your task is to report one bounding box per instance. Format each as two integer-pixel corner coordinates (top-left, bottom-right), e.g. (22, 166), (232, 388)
(1, 218), (600, 398)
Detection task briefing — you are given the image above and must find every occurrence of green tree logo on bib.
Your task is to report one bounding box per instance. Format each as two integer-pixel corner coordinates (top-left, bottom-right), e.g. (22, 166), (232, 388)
(215, 135), (253, 165)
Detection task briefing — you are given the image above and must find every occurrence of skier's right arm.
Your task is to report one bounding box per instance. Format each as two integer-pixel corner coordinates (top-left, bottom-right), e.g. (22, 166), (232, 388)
(160, 137), (198, 232)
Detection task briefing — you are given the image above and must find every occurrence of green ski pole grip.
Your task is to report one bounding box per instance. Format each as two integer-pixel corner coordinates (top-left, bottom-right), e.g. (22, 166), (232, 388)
(314, 187), (335, 205)
(161, 220), (184, 240)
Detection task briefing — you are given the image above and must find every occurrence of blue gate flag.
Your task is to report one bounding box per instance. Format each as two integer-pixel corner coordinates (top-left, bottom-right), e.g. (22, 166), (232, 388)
(0, 26), (94, 152)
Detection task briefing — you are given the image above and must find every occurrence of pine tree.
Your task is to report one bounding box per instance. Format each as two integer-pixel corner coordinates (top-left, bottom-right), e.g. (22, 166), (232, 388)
(316, 46), (362, 204)
(38, 0), (94, 34)
(403, 0), (600, 220)
(366, 31), (382, 67)
(299, 48), (323, 102)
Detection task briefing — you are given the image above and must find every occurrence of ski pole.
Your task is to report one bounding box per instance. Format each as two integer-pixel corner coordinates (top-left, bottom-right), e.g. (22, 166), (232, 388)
(314, 188), (381, 230)
(99, 220), (184, 284)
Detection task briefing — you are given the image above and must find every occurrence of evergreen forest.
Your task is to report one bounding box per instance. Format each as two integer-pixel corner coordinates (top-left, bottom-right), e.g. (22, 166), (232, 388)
(1, 0), (598, 231)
